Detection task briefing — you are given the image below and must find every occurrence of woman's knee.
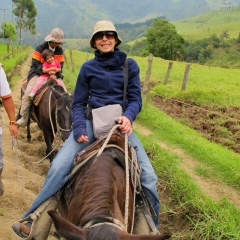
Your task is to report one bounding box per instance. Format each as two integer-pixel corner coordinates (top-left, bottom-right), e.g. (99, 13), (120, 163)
(141, 170), (158, 185)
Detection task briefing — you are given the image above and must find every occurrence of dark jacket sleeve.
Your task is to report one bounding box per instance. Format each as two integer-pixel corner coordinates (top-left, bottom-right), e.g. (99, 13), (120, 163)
(72, 64), (89, 141)
(122, 58), (142, 123)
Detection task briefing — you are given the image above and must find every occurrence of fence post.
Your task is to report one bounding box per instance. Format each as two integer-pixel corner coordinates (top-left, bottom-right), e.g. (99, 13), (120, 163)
(86, 53), (89, 61)
(63, 51), (69, 68)
(69, 49), (74, 72)
(142, 53), (153, 95)
(164, 61), (173, 84)
(181, 63), (191, 90)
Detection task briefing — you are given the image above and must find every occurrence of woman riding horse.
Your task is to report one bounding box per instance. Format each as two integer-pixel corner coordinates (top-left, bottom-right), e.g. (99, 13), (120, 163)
(12, 20), (161, 238)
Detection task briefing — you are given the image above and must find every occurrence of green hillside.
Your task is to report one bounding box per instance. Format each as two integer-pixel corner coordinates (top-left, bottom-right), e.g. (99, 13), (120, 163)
(172, 6), (240, 40)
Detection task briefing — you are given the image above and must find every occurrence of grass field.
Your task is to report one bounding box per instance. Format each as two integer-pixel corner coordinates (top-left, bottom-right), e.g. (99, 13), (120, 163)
(172, 7), (240, 40)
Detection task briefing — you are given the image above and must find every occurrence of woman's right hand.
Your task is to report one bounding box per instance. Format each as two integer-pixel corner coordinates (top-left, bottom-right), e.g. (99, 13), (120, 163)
(77, 135), (89, 142)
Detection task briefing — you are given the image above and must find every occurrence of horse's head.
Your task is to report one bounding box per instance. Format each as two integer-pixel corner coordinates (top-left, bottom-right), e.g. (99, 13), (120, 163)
(52, 86), (73, 141)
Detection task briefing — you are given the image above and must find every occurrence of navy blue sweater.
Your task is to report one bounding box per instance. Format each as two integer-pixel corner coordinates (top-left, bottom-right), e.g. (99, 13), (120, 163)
(72, 48), (142, 140)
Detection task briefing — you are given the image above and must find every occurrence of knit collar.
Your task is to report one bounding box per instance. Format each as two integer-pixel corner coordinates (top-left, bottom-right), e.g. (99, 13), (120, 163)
(94, 48), (126, 68)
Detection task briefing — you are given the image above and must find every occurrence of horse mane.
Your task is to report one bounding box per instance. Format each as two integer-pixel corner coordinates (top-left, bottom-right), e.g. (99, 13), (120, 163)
(56, 92), (72, 107)
(67, 152), (124, 227)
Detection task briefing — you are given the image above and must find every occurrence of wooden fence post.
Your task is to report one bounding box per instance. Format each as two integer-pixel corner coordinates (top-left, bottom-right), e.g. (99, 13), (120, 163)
(63, 51), (69, 68)
(164, 61), (173, 84)
(86, 53), (89, 61)
(142, 53), (153, 95)
(69, 49), (74, 72)
(181, 63), (191, 90)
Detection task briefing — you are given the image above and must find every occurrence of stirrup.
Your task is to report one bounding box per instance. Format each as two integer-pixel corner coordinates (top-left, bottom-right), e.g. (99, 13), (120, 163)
(12, 212), (40, 240)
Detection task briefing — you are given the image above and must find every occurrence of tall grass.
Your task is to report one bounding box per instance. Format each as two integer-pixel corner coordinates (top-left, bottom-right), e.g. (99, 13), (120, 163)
(0, 43), (32, 74)
(134, 101), (240, 239)
(136, 100), (240, 190)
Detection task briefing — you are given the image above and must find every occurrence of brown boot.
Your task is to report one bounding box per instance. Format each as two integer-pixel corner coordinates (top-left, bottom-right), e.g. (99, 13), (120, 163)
(0, 169), (4, 196)
(12, 221), (32, 238)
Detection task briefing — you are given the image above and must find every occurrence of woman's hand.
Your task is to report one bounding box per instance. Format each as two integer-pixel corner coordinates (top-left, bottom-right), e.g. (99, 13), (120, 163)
(117, 116), (132, 135)
(77, 135), (89, 142)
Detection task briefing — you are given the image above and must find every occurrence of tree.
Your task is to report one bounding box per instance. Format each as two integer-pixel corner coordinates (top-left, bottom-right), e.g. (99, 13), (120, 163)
(219, 30), (230, 66)
(237, 33), (240, 44)
(220, 30), (230, 41)
(145, 19), (185, 60)
(1, 22), (17, 44)
(12, 0), (37, 45)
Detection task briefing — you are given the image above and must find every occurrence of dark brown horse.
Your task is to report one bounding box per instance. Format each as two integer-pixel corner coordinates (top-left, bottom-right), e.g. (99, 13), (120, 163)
(48, 146), (171, 240)
(18, 82), (73, 162)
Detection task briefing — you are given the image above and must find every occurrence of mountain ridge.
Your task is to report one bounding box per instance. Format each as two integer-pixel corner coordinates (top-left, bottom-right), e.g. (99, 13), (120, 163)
(2, 0), (240, 39)
(1, 0), (240, 46)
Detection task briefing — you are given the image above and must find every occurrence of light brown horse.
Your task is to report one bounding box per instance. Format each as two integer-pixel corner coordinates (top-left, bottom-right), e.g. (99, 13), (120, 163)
(48, 147), (171, 240)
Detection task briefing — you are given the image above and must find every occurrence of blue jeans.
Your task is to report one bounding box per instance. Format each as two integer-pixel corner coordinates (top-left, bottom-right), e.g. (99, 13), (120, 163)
(22, 120), (160, 226)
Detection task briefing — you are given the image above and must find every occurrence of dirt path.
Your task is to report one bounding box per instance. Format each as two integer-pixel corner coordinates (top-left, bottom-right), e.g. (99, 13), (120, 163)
(0, 55), (55, 239)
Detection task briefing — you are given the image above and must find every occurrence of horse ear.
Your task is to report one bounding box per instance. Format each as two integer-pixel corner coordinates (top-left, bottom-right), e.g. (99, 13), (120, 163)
(119, 231), (171, 240)
(51, 86), (64, 99)
(48, 210), (89, 240)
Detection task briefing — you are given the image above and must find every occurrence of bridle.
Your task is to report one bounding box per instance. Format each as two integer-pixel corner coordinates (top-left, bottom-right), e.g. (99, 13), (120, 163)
(84, 217), (127, 232)
(49, 90), (71, 140)
(55, 99), (72, 132)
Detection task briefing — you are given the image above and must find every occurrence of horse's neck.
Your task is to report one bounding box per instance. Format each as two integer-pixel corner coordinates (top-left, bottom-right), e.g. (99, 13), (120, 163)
(68, 154), (126, 226)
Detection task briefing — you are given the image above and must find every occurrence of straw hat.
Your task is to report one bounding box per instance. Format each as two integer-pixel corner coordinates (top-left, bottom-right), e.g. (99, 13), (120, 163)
(90, 20), (122, 48)
(45, 28), (66, 44)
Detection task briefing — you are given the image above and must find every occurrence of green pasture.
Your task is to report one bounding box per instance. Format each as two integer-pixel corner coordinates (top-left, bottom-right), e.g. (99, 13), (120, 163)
(0, 43), (32, 86)
(171, 7), (240, 40)
(64, 38), (90, 51)
(62, 49), (92, 91)
(131, 55), (240, 107)
(49, 48), (240, 108)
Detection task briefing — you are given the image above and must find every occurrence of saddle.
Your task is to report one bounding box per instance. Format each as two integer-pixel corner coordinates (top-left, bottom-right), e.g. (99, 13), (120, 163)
(33, 79), (57, 106)
(68, 128), (139, 187)
(21, 79), (57, 106)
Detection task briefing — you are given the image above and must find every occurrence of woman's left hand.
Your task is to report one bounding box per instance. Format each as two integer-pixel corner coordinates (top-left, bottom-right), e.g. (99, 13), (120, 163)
(117, 116), (132, 135)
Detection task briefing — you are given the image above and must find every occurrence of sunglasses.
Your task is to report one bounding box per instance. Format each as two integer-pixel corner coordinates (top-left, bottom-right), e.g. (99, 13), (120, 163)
(94, 31), (116, 41)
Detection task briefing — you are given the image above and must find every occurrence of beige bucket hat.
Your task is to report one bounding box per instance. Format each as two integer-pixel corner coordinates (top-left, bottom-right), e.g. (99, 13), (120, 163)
(90, 20), (122, 48)
(45, 28), (66, 44)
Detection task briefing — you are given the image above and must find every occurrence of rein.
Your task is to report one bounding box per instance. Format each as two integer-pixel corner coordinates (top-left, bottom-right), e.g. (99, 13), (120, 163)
(81, 124), (141, 234)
